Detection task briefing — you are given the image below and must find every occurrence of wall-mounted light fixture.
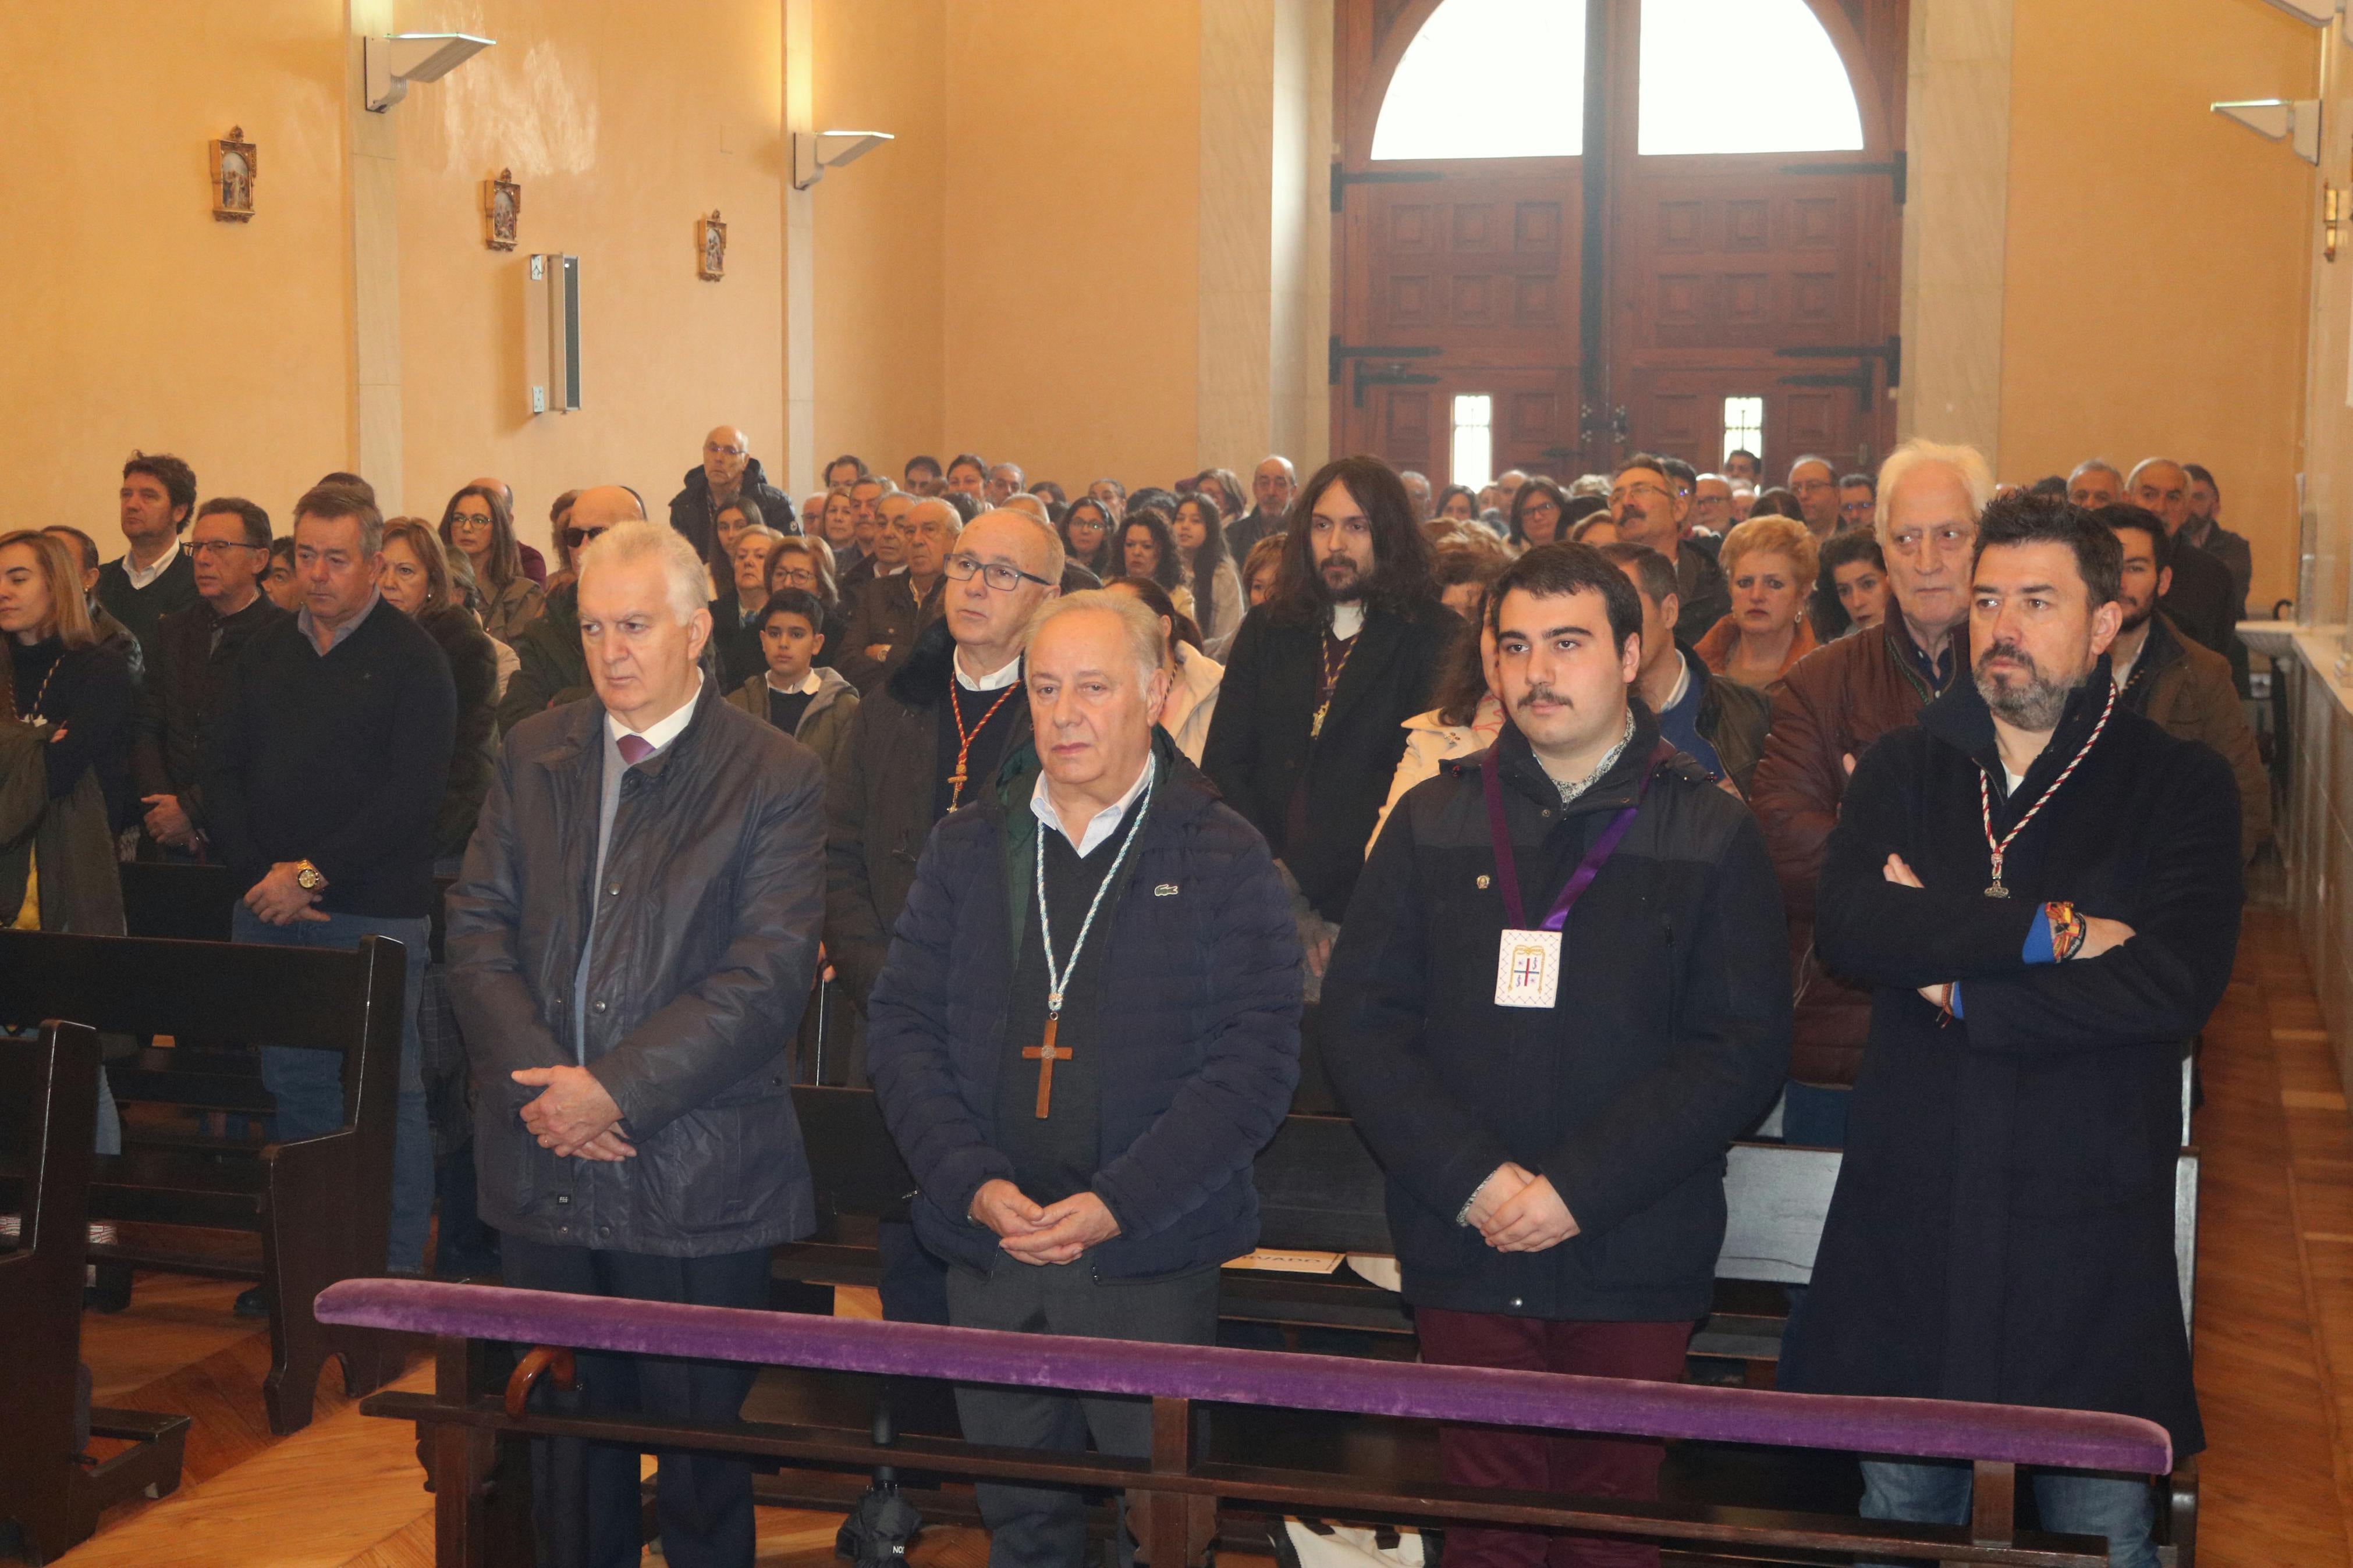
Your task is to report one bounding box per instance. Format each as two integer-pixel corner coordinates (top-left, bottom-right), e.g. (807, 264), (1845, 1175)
(2212, 98), (2322, 165)
(365, 33), (495, 113)
(792, 129), (895, 190)
(2255, 0), (2353, 45)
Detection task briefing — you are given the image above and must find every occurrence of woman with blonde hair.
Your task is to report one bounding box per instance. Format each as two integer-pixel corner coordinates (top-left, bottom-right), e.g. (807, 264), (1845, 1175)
(1694, 514), (1819, 688)
(0, 529), (137, 1150)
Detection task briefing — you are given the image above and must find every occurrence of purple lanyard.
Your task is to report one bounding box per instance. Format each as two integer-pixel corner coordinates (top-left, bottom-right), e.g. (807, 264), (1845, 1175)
(1482, 739), (1673, 932)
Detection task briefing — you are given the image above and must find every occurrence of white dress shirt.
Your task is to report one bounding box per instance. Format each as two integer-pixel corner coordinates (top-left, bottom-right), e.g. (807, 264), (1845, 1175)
(1031, 753), (1156, 857)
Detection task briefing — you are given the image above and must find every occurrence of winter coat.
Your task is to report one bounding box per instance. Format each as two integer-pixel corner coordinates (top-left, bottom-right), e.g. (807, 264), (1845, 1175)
(865, 731), (1302, 1277)
(1779, 671), (2238, 1456)
(477, 570), (546, 645)
(1366, 694), (1506, 859)
(1323, 712), (1790, 1322)
(1201, 598), (1458, 924)
(1158, 642), (1223, 766)
(1693, 613), (1816, 687)
(498, 579), (590, 734)
(825, 620), (1034, 1012)
(836, 573), (944, 694)
(417, 603), (502, 863)
(447, 678), (826, 1257)
(1749, 614), (1957, 1085)
(668, 457), (797, 574)
(2120, 612), (2270, 863)
(727, 665), (860, 774)
(130, 595), (290, 842)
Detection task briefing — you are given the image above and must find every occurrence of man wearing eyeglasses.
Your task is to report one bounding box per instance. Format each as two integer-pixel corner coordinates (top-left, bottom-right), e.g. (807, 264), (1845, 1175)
(1788, 454), (1840, 540)
(132, 497), (290, 861)
(667, 425), (796, 576)
(501, 485), (649, 732)
(837, 499), (960, 694)
(828, 508), (1064, 1385)
(1837, 472), (1877, 536)
(1749, 439), (1988, 1147)
(1609, 453), (1731, 638)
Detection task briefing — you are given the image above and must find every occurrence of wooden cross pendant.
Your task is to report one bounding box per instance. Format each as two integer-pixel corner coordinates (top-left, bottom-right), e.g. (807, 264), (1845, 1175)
(1022, 1016), (1067, 1119)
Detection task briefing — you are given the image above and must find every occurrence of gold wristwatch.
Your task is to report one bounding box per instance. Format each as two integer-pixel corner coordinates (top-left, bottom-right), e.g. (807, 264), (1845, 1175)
(295, 860), (326, 892)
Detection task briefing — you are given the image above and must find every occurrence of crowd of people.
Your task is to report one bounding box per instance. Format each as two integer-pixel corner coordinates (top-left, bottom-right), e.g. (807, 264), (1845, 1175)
(0, 425), (2269, 1568)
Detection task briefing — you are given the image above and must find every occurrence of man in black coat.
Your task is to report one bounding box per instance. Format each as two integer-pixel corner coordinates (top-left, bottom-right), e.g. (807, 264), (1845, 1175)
(132, 497), (288, 861)
(826, 507), (1066, 1369)
(447, 520), (825, 1568)
(869, 592), (1301, 1568)
(1607, 453), (1730, 638)
(668, 424), (795, 575)
(1326, 545), (1788, 1568)
(1781, 493), (2240, 1567)
(1201, 456), (1455, 1037)
(2127, 457), (2241, 674)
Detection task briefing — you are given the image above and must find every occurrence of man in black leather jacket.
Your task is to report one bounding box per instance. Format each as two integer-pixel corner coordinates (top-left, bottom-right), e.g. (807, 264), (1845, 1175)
(448, 518), (825, 1568)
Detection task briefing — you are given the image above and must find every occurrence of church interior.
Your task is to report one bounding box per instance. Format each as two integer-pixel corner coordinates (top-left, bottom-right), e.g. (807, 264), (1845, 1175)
(11, 0), (2353, 1565)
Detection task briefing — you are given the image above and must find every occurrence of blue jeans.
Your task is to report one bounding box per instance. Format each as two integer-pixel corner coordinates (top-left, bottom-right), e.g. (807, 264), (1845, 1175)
(1861, 1457), (2157, 1568)
(233, 904), (433, 1273)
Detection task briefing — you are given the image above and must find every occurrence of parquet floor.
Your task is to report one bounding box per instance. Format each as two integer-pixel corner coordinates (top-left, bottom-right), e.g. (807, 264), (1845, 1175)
(25, 906), (2353, 1566)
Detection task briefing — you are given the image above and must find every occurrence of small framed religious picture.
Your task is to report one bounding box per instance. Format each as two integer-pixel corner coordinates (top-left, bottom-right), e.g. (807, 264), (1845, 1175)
(483, 169), (521, 251)
(210, 127), (257, 222)
(698, 210), (726, 281)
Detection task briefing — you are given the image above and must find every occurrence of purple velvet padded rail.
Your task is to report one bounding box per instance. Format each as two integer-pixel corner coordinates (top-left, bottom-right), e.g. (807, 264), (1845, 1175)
(319, 1278), (2170, 1475)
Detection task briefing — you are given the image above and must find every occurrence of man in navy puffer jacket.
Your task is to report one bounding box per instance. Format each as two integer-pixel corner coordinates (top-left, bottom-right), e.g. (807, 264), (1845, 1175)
(869, 592), (1300, 1568)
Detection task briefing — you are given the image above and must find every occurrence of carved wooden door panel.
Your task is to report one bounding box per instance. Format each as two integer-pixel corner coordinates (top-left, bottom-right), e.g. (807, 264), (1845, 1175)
(1333, 0), (1907, 485)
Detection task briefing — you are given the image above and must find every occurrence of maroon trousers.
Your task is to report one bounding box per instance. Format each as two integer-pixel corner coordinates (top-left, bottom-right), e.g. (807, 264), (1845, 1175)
(1415, 1309), (1694, 1568)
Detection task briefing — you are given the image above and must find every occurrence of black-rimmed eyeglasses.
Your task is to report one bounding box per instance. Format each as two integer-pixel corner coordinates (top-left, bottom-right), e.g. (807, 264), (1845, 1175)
(943, 553), (1052, 591)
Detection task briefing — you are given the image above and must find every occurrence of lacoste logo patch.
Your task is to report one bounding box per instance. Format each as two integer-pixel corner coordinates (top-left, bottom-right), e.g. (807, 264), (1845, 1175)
(1154, 883), (1179, 897)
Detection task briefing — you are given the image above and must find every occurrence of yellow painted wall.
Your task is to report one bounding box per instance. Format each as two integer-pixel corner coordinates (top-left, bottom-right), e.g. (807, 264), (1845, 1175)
(0, 0), (354, 542)
(1998, 0), (2314, 612)
(939, 0), (1205, 492)
(393, 0), (787, 559)
(812, 0), (947, 481)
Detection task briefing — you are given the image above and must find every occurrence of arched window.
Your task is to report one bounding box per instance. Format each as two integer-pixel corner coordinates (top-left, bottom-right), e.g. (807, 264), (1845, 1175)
(1369, 0), (1586, 162)
(1636, 0), (1864, 156)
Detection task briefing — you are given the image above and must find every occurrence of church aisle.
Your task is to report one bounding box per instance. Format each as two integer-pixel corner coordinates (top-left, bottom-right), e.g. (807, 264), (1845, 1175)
(2189, 905), (2353, 1566)
(34, 906), (2352, 1566)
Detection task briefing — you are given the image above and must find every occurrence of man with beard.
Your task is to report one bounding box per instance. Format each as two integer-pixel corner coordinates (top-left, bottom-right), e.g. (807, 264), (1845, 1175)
(2124, 457), (2239, 669)
(2097, 505), (2269, 862)
(1326, 543), (1787, 1568)
(1203, 456), (1454, 1105)
(1749, 439), (1986, 1146)
(1781, 492), (2239, 1568)
(1607, 453), (1729, 637)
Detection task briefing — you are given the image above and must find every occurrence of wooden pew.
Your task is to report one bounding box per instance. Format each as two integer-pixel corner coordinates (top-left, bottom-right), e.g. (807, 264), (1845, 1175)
(0, 930), (411, 1434)
(0, 1024), (189, 1565)
(327, 1275), (2174, 1568)
(772, 1085), (2202, 1560)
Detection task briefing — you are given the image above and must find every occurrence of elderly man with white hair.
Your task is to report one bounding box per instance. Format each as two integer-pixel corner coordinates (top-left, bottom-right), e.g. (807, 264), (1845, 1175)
(448, 517), (827, 1568)
(1749, 438), (1991, 1146)
(867, 589), (1301, 1568)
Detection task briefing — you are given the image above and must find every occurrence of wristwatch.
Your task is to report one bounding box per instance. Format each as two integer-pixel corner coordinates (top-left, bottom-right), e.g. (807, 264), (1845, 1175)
(295, 860), (326, 893)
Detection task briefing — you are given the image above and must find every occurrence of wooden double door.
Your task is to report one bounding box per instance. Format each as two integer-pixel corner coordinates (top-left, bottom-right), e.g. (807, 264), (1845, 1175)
(1333, 0), (1908, 486)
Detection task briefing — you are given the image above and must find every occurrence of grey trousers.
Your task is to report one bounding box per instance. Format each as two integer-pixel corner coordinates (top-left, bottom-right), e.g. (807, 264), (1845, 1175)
(945, 1254), (1221, 1568)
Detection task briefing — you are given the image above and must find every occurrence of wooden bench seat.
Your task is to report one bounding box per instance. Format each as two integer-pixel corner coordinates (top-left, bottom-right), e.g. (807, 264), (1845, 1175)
(0, 928), (411, 1434)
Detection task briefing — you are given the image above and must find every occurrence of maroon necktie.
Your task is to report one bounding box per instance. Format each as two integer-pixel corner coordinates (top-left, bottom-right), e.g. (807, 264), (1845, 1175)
(616, 734), (654, 765)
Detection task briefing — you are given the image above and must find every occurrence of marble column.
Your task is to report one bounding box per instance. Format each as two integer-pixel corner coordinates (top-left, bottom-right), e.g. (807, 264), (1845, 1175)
(1897, 0), (2015, 465)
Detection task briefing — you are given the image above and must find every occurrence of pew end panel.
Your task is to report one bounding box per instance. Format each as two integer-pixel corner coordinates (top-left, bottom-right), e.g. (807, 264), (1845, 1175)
(0, 1026), (191, 1565)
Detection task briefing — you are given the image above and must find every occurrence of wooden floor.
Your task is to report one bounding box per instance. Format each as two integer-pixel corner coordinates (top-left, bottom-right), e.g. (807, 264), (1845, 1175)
(23, 905), (2353, 1567)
